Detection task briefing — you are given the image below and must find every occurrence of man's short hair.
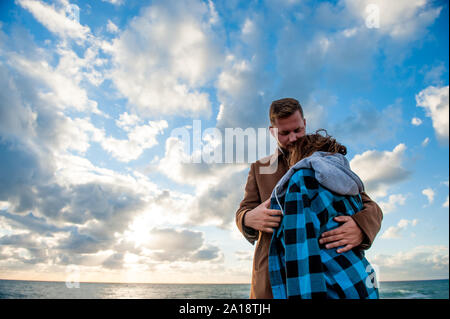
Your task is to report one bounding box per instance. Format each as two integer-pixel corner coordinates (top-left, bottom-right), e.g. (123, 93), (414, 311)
(269, 98), (304, 126)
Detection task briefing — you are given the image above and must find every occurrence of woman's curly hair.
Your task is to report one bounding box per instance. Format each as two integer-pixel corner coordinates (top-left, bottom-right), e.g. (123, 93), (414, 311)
(287, 129), (347, 167)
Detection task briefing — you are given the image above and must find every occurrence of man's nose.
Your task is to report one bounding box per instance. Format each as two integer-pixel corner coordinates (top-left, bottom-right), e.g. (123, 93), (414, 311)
(289, 133), (297, 142)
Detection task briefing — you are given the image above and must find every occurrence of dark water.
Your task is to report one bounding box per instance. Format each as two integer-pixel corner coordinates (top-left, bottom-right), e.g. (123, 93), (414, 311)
(377, 279), (449, 299)
(0, 279), (448, 299)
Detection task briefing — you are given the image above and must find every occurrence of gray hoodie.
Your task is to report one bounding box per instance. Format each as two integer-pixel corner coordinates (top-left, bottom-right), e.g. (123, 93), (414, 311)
(271, 151), (365, 215)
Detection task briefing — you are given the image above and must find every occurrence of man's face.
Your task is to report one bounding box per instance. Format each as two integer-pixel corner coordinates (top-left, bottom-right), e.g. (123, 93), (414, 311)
(270, 110), (306, 149)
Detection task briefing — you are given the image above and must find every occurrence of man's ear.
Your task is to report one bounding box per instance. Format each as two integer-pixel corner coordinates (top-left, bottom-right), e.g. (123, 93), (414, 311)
(269, 126), (276, 138)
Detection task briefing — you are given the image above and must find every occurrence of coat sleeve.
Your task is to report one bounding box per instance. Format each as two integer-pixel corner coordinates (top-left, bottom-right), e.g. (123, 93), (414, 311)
(351, 192), (383, 250)
(235, 163), (261, 245)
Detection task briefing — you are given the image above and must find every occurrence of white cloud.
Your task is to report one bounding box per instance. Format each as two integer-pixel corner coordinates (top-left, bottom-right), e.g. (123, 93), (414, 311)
(416, 85), (449, 144)
(217, 57), (252, 97)
(266, 0), (302, 5)
(53, 117), (101, 154)
(102, 0), (124, 5)
(143, 135), (251, 228)
(106, 20), (119, 33)
(214, 10), (277, 131)
(370, 245), (449, 281)
(100, 120), (168, 162)
(441, 181), (449, 209)
(422, 62), (447, 86)
(17, 0), (91, 42)
(378, 194), (407, 214)
(53, 153), (160, 199)
(342, 28), (358, 37)
(9, 53), (101, 114)
(242, 18), (255, 35)
(155, 135), (246, 189)
(0, 137), (162, 261)
(13, 0), (108, 90)
(0, 54), (105, 156)
(0, 201), (11, 211)
(124, 190), (196, 242)
(411, 117), (423, 126)
(56, 42), (107, 87)
(207, 0), (219, 25)
(235, 250), (253, 262)
(142, 227), (221, 262)
(441, 181), (449, 208)
(60, 113), (168, 162)
(215, 53), (277, 130)
(381, 219), (418, 239)
(344, 0), (442, 40)
(115, 112), (141, 130)
(350, 144), (410, 198)
(108, 0), (223, 118)
(422, 188), (435, 205)
(0, 46), (169, 261)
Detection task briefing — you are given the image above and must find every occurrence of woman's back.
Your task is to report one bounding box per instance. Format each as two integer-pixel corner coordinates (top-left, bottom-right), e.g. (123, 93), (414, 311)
(269, 167), (379, 299)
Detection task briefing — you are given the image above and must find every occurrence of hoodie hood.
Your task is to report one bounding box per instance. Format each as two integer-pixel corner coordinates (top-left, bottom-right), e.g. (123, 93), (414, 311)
(272, 151), (365, 202)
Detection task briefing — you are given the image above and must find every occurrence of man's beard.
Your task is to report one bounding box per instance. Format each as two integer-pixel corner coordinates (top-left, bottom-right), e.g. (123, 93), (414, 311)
(279, 144), (293, 158)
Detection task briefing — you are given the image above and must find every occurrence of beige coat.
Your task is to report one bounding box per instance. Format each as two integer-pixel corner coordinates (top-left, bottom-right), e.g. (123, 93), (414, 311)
(235, 148), (383, 299)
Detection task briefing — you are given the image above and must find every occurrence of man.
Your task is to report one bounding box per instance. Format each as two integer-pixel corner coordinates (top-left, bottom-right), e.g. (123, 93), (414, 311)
(235, 98), (383, 299)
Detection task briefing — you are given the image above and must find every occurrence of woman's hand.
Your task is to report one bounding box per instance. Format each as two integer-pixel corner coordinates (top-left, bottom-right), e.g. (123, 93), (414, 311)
(318, 216), (364, 253)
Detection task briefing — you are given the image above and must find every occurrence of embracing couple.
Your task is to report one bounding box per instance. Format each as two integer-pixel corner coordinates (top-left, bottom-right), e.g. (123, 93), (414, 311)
(236, 98), (382, 299)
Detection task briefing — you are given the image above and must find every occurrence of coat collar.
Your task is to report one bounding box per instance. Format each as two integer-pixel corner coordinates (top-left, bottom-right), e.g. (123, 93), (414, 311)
(269, 145), (289, 166)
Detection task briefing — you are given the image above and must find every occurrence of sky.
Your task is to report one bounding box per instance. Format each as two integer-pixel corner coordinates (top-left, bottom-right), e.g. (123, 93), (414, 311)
(0, 0), (448, 284)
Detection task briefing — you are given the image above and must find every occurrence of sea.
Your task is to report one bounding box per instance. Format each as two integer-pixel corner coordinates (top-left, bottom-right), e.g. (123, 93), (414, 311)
(0, 279), (448, 299)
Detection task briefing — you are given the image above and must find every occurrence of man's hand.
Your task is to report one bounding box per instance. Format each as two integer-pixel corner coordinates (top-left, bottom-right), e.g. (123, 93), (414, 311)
(319, 216), (364, 253)
(244, 198), (283, 233)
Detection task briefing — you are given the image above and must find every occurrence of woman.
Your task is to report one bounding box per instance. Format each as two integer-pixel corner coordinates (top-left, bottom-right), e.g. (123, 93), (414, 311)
(268, 130), (379, 299)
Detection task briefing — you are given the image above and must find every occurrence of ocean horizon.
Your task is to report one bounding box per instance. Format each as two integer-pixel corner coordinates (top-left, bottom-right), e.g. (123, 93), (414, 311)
(0, 279), (448, 299)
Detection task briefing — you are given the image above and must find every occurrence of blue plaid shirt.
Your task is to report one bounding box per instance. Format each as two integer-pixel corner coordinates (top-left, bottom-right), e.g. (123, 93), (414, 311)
(268, 168), (379, 299)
